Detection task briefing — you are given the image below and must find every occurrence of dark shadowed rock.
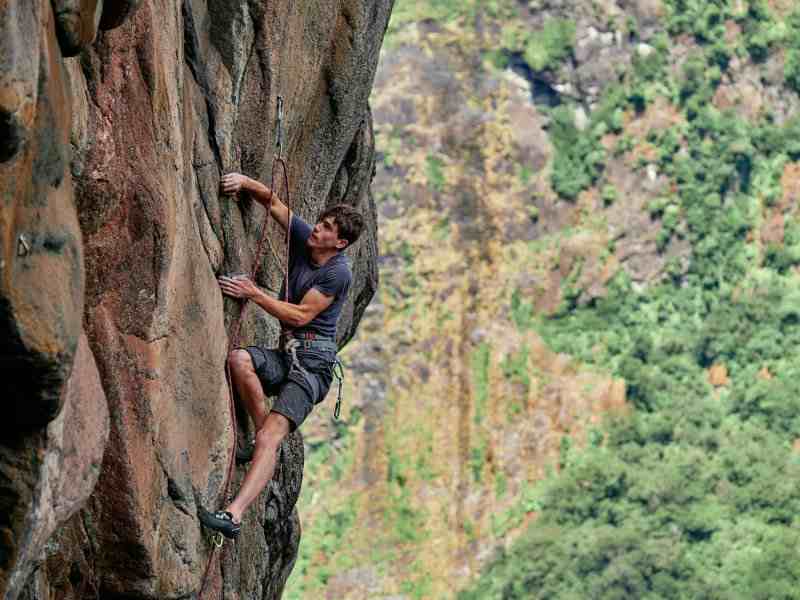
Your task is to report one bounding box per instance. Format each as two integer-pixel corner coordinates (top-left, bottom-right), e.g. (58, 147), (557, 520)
(98, 0), (142, 30)
(52, 0), (103, 56)
(4, 334), (108, 599)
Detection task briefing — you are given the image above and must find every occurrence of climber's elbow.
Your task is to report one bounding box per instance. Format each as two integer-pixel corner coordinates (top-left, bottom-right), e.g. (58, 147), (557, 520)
(285, 310), (313, 328)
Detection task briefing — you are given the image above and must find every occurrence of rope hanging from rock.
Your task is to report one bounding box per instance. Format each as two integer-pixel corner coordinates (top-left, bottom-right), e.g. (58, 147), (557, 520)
(197, 96), (293, 599)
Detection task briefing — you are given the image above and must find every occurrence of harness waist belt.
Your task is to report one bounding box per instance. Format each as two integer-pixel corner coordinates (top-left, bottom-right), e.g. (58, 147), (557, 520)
(281, 333), (338, 352)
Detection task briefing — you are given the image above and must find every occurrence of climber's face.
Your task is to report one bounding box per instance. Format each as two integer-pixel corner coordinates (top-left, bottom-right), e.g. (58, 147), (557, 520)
(308, 216), (348, 252)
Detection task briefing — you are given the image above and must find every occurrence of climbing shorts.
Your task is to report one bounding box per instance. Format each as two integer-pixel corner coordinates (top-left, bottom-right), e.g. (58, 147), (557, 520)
(242, 346), (335, 430)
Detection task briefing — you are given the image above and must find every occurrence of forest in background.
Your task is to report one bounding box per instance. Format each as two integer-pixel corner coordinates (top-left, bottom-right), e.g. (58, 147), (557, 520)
(289, 1), (800, 597)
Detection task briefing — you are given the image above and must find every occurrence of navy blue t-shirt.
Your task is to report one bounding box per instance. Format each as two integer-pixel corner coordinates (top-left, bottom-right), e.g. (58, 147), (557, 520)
(279, 216), (352, 339)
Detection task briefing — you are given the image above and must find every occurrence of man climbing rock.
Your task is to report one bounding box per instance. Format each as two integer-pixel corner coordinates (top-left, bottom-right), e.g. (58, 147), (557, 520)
(198, 172), (363, 539)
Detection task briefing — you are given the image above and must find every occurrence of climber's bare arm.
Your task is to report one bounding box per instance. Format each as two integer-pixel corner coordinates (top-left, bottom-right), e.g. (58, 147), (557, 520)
(221, 172), (290, 231)
(218, 276), (333, 327)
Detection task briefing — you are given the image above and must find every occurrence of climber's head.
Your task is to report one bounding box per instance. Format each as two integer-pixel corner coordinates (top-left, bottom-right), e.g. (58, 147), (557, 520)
(308, 204), (364, 252)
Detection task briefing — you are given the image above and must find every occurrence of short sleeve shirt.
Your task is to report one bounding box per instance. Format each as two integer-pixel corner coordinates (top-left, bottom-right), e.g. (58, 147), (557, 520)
(279, 216), (352, 339)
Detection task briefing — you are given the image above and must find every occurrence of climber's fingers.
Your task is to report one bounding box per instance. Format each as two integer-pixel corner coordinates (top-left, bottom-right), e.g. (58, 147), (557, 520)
(218, 276), (258, 300)
(218, 277), (246, 298)
(221, 173), (245, 195)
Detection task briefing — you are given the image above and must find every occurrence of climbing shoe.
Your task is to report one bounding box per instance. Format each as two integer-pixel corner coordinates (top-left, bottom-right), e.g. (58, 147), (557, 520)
(236, 439), (255, 464)
(198, 507), (241, 539)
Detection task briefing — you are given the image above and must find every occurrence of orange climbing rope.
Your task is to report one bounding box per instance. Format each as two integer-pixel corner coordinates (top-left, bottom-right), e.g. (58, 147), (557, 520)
(198, 106), (292, 599)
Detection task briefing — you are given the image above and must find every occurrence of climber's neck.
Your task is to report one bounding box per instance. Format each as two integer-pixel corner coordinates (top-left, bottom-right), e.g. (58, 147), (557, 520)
(309, 246), (339, 267)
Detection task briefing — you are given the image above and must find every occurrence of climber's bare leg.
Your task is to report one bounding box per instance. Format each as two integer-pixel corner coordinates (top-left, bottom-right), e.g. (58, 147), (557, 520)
(228, 349), (268, 431)
(225, 411), (290, 523)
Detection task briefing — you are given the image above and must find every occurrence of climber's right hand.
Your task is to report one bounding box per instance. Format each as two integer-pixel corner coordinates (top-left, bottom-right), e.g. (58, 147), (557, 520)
(221, 172), (248, 195)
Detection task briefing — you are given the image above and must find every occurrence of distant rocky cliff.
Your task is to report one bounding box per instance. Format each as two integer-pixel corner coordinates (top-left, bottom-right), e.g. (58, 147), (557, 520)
(0, 1), (392, 598)
(290, 0), (800, 597)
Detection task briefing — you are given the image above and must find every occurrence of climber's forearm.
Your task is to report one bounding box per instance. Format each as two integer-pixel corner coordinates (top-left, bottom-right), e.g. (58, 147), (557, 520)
(251, 289), (312, 328)
(242, 177), (290, 230)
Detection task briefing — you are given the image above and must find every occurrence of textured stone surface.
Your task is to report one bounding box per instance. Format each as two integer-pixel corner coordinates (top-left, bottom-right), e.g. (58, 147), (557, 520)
(0, 3), (90, 595)
(5, 334), (108, 599)
(0, 0), (82, 432)
(1, 0), (390, 598)
(52, 0), (103, 56)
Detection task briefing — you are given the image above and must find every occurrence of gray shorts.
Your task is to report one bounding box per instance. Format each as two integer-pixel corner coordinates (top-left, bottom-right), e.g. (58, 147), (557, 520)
(243, 346), (335, 430)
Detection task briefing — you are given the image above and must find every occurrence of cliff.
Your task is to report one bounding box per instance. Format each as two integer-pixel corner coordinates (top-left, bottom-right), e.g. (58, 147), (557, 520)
(0, 1), (392, 598)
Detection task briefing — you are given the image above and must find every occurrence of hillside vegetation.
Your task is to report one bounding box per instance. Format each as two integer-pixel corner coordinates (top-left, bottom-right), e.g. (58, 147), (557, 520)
(288, 0), (800, 598)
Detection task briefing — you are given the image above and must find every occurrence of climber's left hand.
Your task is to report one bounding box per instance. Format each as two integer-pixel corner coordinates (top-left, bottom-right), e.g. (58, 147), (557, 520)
(218, 275), (259, 300)
(221, 172), (249, 195)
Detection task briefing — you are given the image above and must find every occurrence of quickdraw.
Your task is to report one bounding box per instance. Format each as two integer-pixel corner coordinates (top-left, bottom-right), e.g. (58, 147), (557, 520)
(333, 359), (344, 420)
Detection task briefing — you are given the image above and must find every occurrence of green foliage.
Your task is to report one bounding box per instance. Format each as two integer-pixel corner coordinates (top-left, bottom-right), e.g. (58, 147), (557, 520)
(613, 134), (634, 156)
(400, 565), (434, 600)
(785, 49), (800, 93)
(386, 437), (430, 543)
(663, 0), (729, 39)
(433, 216), (451, 240)
(784, 12), (800, 92)
(470, 341), (492, 482)
(471, 342), (491, 425)
(601, 184), (617, 206)
(500, 345), (530, 391)
(489, 481), (540, 538)
(288, 425), (360, 599)
(461, 408), (800, 599)
(425, 153), (446, 191)
(543, 47), (669, 199)
(517, 163), (533, 185)
(739, 0), (785, 61)
(465, 8), (800, 597)
(549, 106), (606, 199)
(387, 484), (430, 543)
(463, 517), (477, 541)
(470, 438), (488, 482)
(765, 220), (800, 273)
(494, 470), (508, 498)
(379, 130), (404, 167)
(510, 287), (535, 331)
(523, 19), (576, 72)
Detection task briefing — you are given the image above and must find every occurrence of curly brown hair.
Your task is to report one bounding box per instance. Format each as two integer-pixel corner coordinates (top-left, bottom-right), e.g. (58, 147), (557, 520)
(319, 204), (364, 248)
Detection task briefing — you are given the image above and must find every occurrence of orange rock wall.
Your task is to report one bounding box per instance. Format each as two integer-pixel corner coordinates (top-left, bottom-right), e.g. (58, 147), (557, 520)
(1, 1), (391, 598)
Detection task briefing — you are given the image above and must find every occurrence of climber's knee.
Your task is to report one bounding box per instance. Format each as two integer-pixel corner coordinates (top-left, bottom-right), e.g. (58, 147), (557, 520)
(228, 349), (254, 375)
(255, 412), (290, 451)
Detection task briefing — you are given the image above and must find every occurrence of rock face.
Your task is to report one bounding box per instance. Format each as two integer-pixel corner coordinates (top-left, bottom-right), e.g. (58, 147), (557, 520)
(1, 0), (390, 598)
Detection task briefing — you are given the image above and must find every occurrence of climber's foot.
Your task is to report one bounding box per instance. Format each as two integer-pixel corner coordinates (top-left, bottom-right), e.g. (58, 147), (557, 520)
(198, 507), (241, 539)
(236, 438), (255, 464)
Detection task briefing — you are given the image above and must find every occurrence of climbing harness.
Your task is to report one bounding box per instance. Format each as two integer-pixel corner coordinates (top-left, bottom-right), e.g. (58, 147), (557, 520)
(281, 332), (344, 419)
(282, 331), (343, 400)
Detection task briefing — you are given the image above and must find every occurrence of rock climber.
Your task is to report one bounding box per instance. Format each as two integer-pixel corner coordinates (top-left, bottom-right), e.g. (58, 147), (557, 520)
(198, 172), (364, 539)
